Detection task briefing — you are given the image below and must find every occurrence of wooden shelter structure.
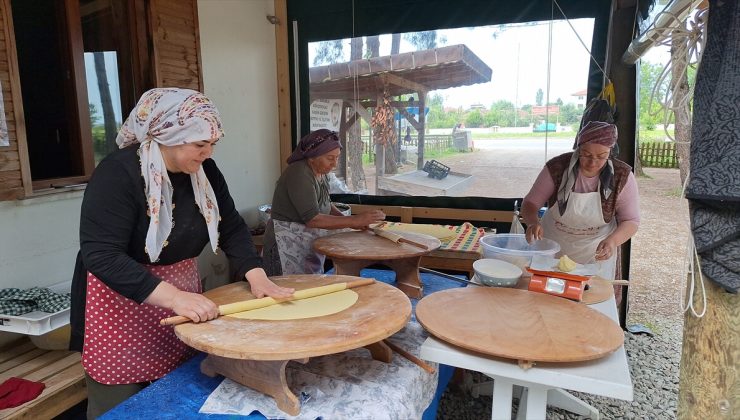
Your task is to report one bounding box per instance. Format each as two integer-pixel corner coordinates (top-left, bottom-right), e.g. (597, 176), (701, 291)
(308, 44), (492, 180)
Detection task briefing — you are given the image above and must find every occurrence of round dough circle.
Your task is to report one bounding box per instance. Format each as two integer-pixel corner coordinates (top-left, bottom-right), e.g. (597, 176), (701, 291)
(227, 289), (359, 320)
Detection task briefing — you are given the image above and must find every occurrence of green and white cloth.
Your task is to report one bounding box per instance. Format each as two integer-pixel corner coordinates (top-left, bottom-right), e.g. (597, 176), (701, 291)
(0, 287), (71, 316)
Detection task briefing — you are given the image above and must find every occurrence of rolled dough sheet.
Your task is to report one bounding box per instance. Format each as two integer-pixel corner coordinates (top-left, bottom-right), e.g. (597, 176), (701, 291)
(227, 289), (359, 320)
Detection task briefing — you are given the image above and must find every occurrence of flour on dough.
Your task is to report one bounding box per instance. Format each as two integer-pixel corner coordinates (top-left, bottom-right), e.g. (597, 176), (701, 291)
(227, 289), (359, 320)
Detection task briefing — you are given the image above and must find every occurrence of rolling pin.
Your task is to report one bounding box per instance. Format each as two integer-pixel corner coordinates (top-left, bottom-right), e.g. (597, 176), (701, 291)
(160, 278), (375, 326)
(372, 228), (429, 250)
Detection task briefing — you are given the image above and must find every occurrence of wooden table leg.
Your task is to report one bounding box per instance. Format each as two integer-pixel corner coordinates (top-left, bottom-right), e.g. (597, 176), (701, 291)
(364, 340), (392, 362)
(385, 256), (423, 299)
(332, 259), (369, 277)
(201, 354), (308, 416)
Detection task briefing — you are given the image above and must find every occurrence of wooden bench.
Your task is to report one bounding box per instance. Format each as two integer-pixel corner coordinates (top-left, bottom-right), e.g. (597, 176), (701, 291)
(0, 338), (86, 419)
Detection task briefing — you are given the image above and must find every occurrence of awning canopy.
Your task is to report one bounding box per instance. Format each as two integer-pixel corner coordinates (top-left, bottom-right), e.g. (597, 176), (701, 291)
(309, 44), (492, 100)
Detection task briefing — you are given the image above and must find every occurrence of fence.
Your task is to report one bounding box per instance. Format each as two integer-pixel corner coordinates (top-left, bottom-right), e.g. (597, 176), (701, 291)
(638, 141), (678, 168)
(361, 134), (453, 162)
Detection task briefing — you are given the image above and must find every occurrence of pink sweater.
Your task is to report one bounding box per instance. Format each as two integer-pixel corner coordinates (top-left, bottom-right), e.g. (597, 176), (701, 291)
(524, 167), (641, 224)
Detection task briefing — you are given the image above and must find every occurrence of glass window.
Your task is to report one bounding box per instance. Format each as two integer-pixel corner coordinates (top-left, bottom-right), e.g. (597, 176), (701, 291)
(307, 20), (595, 199)
(10, 0), (138, 188)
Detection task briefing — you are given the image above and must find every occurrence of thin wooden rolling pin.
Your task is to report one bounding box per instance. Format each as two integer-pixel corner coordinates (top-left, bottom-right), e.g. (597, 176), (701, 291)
(160, 279), (375, 326)
(372, 228), (429, 250)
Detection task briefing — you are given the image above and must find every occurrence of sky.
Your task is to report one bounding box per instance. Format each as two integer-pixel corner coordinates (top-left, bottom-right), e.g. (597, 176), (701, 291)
(309, 19), (670, 110)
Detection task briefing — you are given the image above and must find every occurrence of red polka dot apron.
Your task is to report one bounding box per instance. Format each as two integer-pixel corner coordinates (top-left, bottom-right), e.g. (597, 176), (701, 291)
(82, 258), (200, 385)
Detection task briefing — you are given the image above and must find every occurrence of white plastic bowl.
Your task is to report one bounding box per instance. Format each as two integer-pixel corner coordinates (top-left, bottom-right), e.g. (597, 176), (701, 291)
(479, 234), (560, 272)
(473, 258), (523, 287)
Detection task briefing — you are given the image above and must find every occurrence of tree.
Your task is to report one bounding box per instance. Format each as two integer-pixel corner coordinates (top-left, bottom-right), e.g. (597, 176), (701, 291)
(638, 61), (667, 130)
(366, 35), (380, 58)
(465, 109), (484, 128)
(391, 34), (401, 54)
(346, 36), (366, 192)
(313, 40), (344, 66)
(535, 88), (544, 106)
(670, 25), (692, 184)
(404, 31), (446, 50)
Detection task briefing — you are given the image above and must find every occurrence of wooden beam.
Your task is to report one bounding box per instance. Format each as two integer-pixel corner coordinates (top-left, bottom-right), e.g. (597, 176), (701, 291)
(396, 107), (421, 131)
(347, 102), (372, 126)
(273, 0), (292, 171)
(381, 73), (428, 95)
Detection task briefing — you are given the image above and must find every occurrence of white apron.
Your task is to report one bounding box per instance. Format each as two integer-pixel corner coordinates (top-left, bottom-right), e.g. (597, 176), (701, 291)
(541, 189), (617, 277)
(272, 219), (329, 275)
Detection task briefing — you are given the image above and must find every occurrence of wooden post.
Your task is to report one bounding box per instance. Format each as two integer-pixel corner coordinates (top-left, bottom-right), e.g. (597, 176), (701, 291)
(678, 268), (739, 419)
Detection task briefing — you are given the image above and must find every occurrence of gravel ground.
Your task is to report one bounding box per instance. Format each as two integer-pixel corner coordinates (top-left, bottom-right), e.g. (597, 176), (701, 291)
(431, 167), (689, 419)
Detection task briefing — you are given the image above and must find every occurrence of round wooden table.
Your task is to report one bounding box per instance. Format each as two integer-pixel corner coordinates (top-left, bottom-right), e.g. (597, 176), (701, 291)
(416, 287), (623, 365)
(313, 230), (441, 298)
(175, 275), (411, 416)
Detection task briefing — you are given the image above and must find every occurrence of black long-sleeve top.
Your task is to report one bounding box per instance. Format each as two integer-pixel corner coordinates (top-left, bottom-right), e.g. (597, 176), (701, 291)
(70, 145), (261, 351)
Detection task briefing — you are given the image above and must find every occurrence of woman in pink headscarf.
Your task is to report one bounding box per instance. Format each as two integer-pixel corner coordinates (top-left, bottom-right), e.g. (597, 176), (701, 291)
(520, 121), (640, 273)
(70, 88), (294, 417)
(263, 129), (385, 276)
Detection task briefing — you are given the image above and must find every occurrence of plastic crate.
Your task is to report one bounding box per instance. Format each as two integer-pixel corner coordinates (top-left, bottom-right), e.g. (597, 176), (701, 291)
(422, 160), (450, 180)
(0, 281), (71, 336)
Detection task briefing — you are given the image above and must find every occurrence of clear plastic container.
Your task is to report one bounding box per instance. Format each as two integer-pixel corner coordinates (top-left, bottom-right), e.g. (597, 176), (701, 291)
(479, 234), (560, 271)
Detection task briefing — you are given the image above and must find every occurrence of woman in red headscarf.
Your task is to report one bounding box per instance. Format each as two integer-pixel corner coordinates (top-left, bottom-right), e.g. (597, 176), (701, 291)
(520, 121), (640, 272)
(262, 129), (386, 275)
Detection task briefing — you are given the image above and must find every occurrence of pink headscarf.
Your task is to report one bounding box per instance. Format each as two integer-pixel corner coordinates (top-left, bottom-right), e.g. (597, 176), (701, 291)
(576, 121), (618, 148)
(286, 129), (342, 164)
(556, 121), (618, 216)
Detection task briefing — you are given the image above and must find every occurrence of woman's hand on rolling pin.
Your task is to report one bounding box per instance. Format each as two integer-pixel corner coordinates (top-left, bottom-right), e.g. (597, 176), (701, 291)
(525, 222), (543, 243)
(171, 291), (220, 323)
(595, 238), (616, 261)
(354, 210), (386, 229)
(246, 267), (294, 299)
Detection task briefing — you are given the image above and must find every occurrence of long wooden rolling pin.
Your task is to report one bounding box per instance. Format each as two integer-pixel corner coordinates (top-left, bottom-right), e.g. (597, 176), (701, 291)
(160, 278), (375, 326)
(372, 228), (429, 250)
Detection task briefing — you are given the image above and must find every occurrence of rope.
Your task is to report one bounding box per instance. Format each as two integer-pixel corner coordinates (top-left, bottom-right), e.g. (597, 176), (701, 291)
(552, 0), (610, 84)
(646, 6), (707, 141)
(680, 171), (707, 318)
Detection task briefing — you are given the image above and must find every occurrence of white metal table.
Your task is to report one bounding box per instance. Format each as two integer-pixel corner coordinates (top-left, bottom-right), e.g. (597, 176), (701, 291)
(419, 280), (632, 419)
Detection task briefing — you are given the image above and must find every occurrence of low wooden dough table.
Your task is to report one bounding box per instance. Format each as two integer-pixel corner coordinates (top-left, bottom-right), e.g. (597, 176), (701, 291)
(313, 230), (441, 298)
(174, 275), (411, 416)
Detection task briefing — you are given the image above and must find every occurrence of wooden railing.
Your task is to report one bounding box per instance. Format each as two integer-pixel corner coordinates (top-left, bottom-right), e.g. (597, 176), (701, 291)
(638, 141), (678, 168)
(361, 135), (454, 162)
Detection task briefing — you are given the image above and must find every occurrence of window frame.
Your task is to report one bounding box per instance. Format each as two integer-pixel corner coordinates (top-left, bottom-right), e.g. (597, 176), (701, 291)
(6, 0), (152, 194)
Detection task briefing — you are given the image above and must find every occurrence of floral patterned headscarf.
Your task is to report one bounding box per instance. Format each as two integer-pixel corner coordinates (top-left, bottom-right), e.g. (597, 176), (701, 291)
(116, 88), (224, 262)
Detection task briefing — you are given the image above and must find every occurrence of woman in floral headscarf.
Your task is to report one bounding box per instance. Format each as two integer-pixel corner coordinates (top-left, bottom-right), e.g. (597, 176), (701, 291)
(70, 88), (293, 417)
(262, 129), (386, 276)
(520, 121), (640, 273)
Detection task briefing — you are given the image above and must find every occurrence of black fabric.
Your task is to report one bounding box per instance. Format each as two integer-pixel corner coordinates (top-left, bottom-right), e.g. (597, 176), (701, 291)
(70, 145), (262, 351)
(685, 0), (740, 293)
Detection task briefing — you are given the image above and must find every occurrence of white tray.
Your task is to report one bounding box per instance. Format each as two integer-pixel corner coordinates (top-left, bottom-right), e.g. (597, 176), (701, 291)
(0, 281), (71, 336)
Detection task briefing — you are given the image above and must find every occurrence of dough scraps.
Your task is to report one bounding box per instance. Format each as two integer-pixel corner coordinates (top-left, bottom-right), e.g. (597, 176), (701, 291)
(557, 255), (577, 272)
(227, 289), (359, 320)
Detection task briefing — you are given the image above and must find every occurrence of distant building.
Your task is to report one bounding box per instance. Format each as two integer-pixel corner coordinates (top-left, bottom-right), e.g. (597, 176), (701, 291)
(530, 105), (560, 116)
(469, 103), (486, 110)
(571, 89), (587, 108)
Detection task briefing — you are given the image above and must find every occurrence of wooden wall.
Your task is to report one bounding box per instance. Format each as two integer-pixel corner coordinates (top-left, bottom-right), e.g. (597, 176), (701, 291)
(0, 0), (30, 200)
(0, 0), (203, 200)
(150, 0), (203, 91)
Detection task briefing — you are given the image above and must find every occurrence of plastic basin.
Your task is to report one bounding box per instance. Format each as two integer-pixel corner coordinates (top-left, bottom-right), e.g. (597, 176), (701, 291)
(479, 233), (560, 271)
